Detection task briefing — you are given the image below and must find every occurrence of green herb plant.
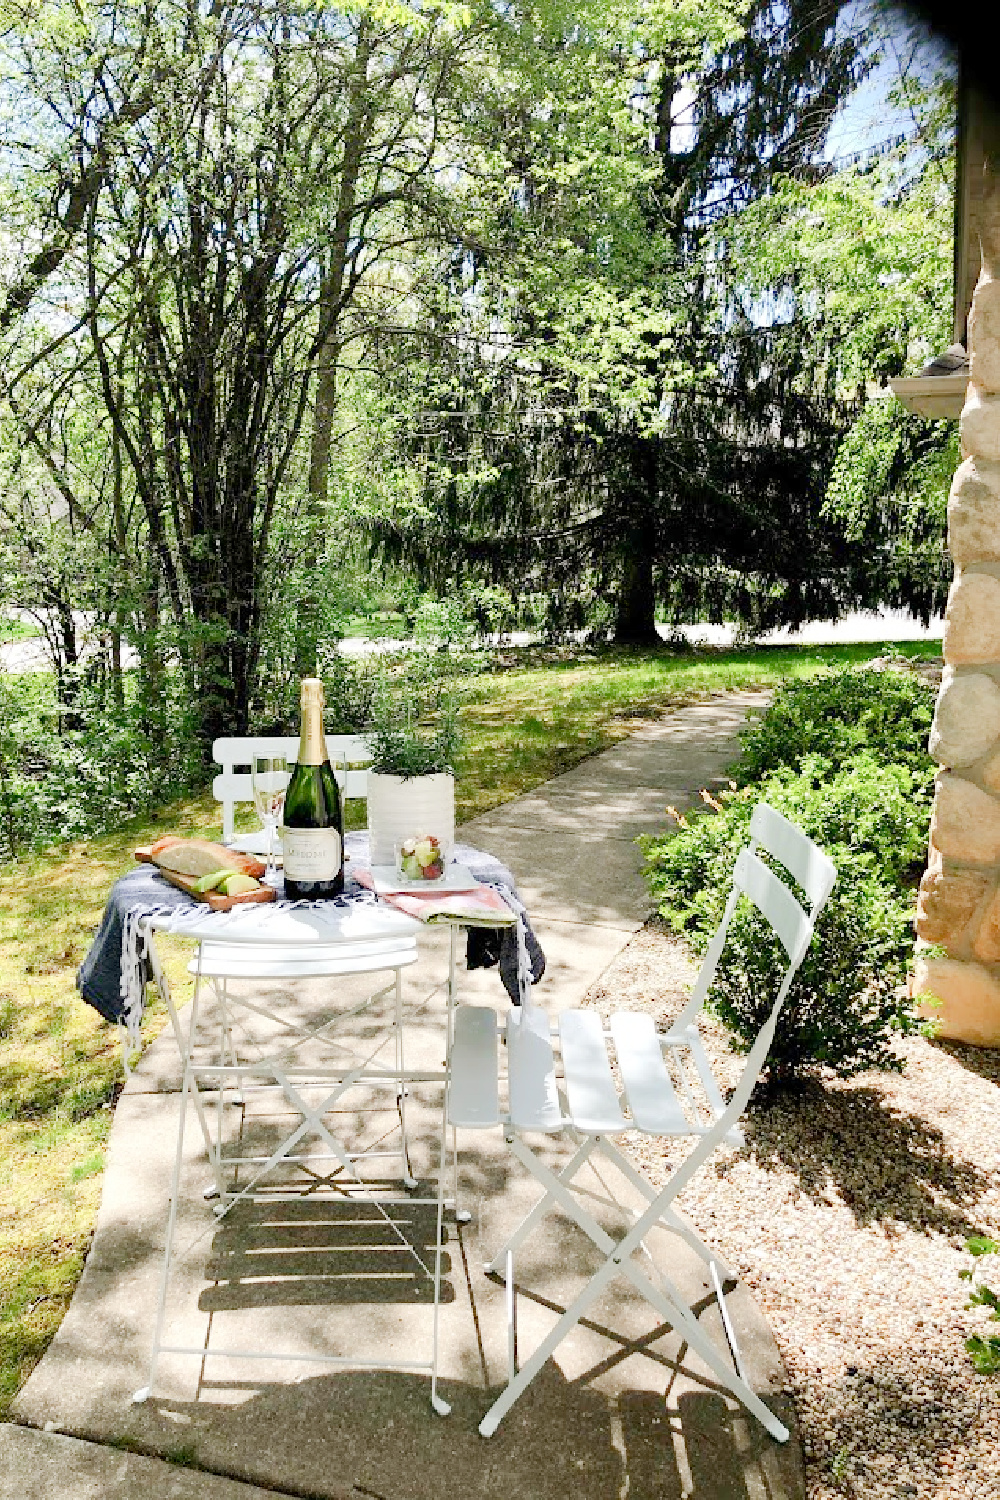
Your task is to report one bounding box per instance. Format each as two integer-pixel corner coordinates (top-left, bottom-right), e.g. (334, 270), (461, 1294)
(366, 671), (461, 778)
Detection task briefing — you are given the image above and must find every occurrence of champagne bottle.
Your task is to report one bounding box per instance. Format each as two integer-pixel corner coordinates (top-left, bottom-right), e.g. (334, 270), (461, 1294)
(281, 678), (345, 899)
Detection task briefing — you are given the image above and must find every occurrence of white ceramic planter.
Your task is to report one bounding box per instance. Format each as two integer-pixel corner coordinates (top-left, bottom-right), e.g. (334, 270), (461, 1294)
(367, 771), (456, 866)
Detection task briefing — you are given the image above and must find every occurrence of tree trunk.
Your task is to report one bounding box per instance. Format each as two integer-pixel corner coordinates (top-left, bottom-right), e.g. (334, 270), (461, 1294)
(110, 413), (126, 710)
(613, 539), (659, 645)
(56, 599), (81, 732)
(137, 569), (166, 753)
(295, 28), (372, 680)
(613, 444), (661, 646)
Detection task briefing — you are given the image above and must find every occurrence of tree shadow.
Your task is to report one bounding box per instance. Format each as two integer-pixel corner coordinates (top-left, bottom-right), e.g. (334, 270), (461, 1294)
(733, 1077), (992, 1236)
(122, 1365), (799, 1500)
(930, 1036), (1000, 1088)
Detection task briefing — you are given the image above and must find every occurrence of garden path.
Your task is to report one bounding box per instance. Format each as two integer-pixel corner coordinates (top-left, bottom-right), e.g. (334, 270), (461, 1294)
(6, 689), (808, 1500)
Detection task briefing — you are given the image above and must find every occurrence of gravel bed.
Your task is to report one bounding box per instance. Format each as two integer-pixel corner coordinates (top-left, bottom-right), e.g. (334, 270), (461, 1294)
(582, 919), (1000, 1500)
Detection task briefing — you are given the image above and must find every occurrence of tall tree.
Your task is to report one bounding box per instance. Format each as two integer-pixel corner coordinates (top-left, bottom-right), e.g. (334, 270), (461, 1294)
(2, 0), (506, 747)
(375, 1), (954, 641)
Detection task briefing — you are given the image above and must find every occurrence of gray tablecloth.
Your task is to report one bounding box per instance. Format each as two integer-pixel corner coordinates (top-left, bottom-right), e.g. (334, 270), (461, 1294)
(78, 833), (544, 1028)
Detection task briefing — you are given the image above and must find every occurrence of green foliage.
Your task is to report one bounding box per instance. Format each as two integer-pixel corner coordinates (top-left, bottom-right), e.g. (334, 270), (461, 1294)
(641, 667), (936, 1078)
(0, 670), (203, 861)
(823, 400), (955, 622)
(371, 3), (956, 643)
(365, 660), (462, 778)
(413, 596), (476, 649)
(963, 1237), (1000, 1376)
(738, 665), (937, 784)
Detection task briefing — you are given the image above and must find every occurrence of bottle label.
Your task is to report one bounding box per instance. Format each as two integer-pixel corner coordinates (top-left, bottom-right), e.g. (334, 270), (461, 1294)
(281, 827), (342, 882)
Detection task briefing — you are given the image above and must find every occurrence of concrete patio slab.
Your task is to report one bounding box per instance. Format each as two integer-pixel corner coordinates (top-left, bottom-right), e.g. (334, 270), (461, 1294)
(455, 818), (653, 929)
(0, 1425), (282, 1500)
(12, 690), (803, 1500)
(12, 1070), (800, 1499)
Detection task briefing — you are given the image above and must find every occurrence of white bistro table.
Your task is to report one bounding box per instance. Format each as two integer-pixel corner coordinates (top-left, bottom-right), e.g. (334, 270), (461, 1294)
(134, 893), (470, 1415)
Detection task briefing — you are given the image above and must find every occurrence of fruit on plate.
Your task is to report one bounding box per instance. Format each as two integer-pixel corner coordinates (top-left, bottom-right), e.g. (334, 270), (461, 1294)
(149, 837), (265, 881)
(399, 834), (444, 881)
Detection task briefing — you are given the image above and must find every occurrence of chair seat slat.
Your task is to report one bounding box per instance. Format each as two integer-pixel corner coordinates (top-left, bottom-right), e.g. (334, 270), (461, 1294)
(449, 1006), (500, 1128)
(507, 1005), (562, 1132)
(559, 1010), (625, 1134)
(609, 1014), (689, 1134)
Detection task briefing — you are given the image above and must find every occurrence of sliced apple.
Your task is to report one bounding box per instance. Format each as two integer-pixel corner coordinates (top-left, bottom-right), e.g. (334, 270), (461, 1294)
(219, 871), (260, 896)
(192, 868), (236, 893)
(414, 838), (438, 867)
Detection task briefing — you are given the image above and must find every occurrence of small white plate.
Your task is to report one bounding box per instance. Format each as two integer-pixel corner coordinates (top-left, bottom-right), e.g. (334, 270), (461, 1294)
(370, 862), (481, 896)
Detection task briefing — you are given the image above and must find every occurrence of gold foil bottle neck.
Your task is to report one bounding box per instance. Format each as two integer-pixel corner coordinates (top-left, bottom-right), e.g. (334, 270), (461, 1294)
(298, 678), (329, 766)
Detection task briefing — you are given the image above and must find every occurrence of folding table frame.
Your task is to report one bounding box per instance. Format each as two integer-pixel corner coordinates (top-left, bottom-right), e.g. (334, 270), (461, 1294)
(133, 899), (463, 1415)
(448, 802), (837, 1443)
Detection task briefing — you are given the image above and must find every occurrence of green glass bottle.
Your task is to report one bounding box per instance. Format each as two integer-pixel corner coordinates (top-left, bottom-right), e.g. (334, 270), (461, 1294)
(281, 678), (345, 899)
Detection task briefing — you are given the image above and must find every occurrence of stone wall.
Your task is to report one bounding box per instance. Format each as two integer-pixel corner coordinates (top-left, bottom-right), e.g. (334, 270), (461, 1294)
(915, 245), (1000, 1045)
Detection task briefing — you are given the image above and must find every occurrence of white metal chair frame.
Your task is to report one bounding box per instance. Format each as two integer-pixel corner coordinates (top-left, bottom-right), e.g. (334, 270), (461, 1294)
(448, 802), (837, 1443)
(134, 901), (455, 1417)
(212, 733), (371, 847)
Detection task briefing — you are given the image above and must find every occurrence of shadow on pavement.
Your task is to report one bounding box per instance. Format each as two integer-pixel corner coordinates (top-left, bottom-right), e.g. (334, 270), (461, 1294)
(129, 1366), (795, 1500)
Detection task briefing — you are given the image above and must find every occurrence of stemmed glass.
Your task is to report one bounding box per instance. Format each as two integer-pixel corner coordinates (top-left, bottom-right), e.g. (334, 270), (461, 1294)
(252, 754), (290, 885)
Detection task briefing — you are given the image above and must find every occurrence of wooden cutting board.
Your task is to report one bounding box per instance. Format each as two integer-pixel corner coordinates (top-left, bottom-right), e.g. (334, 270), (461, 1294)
(134, 846), (276, 910)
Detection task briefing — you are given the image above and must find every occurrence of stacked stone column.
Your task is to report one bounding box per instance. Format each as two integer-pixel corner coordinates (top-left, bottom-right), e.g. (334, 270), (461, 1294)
(915, 253), (1000, 1045)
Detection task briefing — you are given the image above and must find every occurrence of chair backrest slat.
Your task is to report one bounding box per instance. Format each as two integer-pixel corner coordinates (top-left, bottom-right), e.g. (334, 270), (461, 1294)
(749, 802), (837, 912)
(734, 847), (812, 963)
(212, 734), (371, 844)
(674, 802), (835, 1037)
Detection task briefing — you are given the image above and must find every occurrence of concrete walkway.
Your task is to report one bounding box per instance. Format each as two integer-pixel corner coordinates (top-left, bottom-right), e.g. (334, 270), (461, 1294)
(7, 690), (803, 1500)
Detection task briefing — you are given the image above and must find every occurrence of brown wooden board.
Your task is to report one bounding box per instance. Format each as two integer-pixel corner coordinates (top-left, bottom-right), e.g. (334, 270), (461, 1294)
(134, 847), (275, 909)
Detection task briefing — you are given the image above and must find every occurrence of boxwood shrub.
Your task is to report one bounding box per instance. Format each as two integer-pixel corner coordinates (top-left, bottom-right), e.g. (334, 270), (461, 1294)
(641, 667), (936, 1079)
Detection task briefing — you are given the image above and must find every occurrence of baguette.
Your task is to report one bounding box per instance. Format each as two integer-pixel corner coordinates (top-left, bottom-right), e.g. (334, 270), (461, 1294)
(150, 837), (266, 881)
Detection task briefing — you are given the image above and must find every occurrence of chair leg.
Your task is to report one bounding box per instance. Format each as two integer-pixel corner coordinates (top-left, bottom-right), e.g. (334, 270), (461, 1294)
(479, 1238), (622, 1436)
(149, 935), (219, 1175)
(616, 1254), (789, 1444)
(431, 1003), (454, 1418)
(484, 1136), (594, 1273)
(395, 970), (417, 1189)
(478, 1133), (790, 1446)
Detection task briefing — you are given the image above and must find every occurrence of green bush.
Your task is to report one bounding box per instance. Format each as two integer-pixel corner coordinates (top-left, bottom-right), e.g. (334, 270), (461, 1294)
(738, 665), (934, 782)
(0, 669), (203, 861)
(641, 667), (936, 1079)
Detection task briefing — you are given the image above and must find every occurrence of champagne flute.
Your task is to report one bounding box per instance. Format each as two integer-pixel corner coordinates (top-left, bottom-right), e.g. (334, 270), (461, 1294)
(252, 754), (289, 884)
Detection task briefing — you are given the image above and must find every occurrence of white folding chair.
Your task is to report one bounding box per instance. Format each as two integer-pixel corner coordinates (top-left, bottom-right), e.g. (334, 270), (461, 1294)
(202, 731), (384, 1175)
(448, 802), (837, 1443)
(136, 900), (453, 1415)
(212, 732), (371, 849)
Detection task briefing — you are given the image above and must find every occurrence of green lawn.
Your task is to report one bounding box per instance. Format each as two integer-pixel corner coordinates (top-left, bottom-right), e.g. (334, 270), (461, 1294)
(0, 616), (41, 644)
(452, 640), (941, 817)
(0, 638), (940, 1413)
